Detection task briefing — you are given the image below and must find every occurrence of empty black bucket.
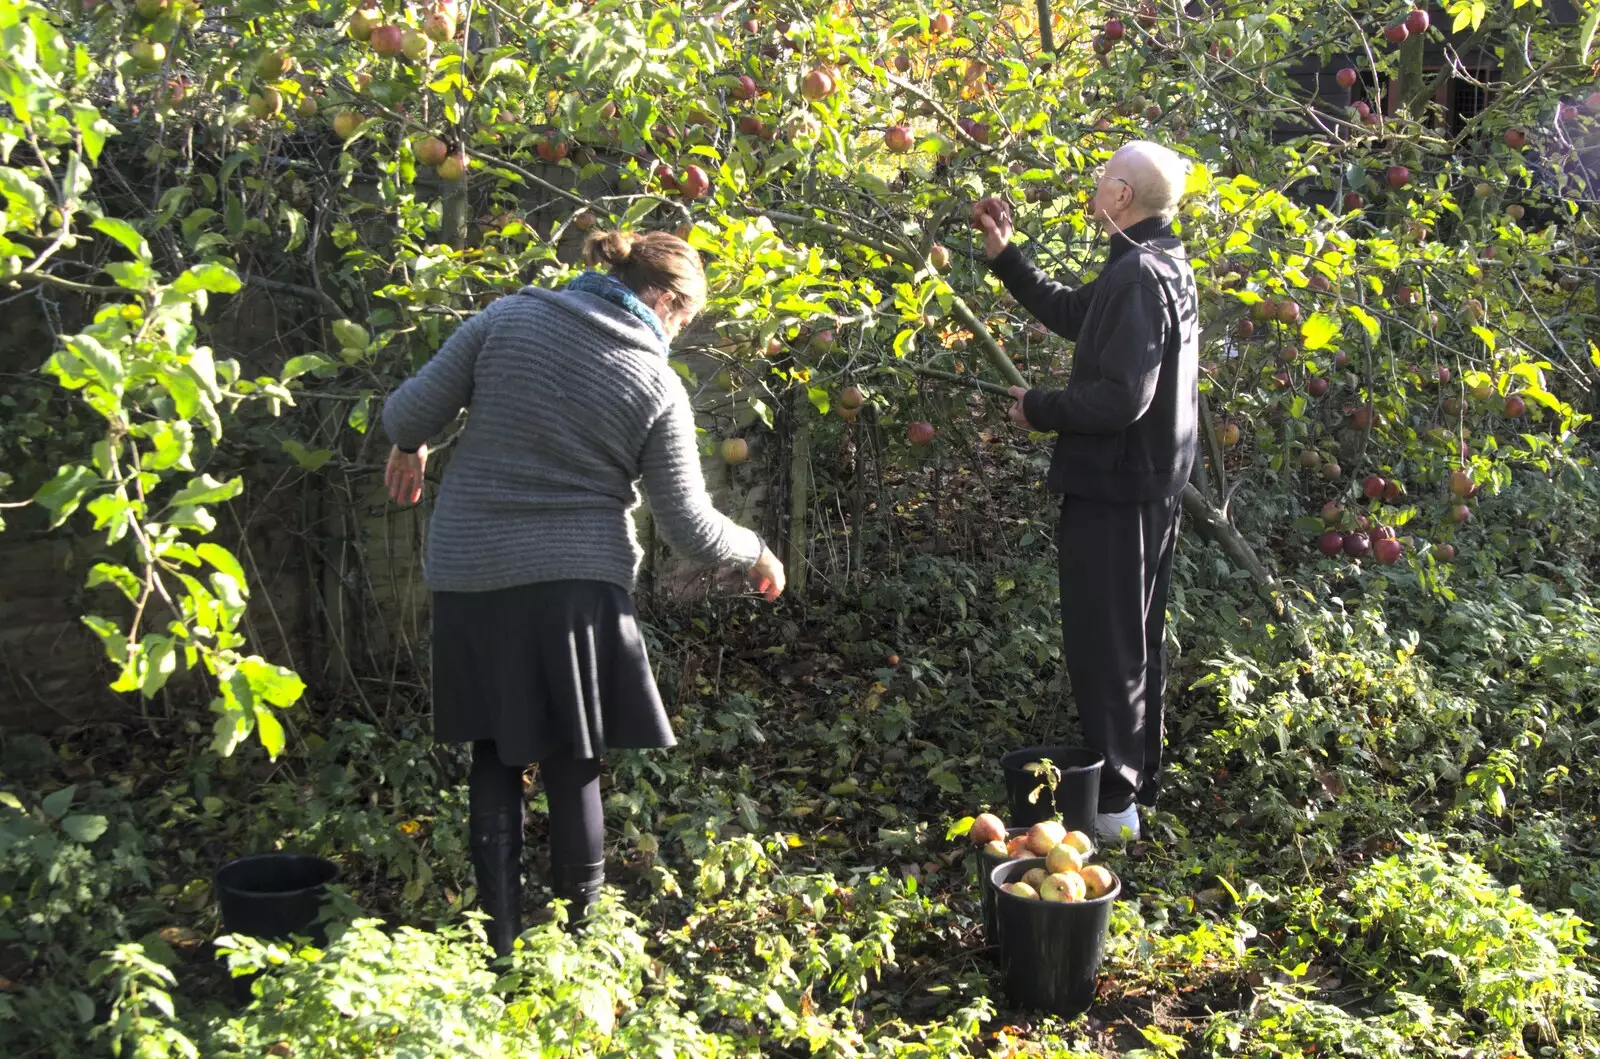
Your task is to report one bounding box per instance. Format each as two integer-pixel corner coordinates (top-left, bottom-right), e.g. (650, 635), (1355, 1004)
(1000, 747), (1102, 830)
(215, 853), (339, 944)
(974, 827), (1028, 956)
(990, 856), (1119, 1018)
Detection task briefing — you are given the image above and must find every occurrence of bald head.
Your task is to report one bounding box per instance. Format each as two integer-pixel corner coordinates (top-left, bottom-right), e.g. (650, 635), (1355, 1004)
(1104, 141), (1193, 225)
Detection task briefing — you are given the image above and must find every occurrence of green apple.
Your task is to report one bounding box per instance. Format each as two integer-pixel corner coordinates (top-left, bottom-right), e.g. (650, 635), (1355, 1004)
(1002, 882), (1039, 899)
(1045, 844), (1084, 875)
(1040, 871), (1086, 902)
(1025, 820), (1067, 855)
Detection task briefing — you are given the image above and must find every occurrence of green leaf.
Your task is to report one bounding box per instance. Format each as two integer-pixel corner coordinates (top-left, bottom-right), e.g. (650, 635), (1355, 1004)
(62, 334), (124, 389)
(87, 562), (142, 603)
(1300, 313), (1339, 351)
(168, 474), (242, 508)
(239, 656), (305, 709)
(281, 438), (334, 471)
(61, 813), (108, 843)
(806, 386), (831, 416)
(1471, 325), (1495, 352)
(105, 260), (157, 290)
(1345, 305), (1380, 340)
(254, 708), (286, 760)
(892, 328), (916, 358)
(91, 217), (151, 262)
(280, 353), (336, 381)
(31, 464), (98, 527)
(41, 785), (76, 819)
(196, 542), (247, 585)
(330, 319), (369, 350)
(140, 637), (178, 698)
(173, 262), (241, 295)
(74, 107), (118, 164)
(1579, 0), (1599, 61)
(0, 167), (48, 227)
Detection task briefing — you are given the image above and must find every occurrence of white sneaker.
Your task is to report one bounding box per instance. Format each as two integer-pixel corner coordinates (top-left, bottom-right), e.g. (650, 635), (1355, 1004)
(1094, 804), (1141, 843)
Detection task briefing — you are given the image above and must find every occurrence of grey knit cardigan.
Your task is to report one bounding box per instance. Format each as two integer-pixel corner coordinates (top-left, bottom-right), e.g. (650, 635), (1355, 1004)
(381, 285), (763, 593)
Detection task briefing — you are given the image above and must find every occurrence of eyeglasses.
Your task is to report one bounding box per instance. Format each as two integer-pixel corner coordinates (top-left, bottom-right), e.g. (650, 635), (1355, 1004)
(1091, 165), (1133, 195)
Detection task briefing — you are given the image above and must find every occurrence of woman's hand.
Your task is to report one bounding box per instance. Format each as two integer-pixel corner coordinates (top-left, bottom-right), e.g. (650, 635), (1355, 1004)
(747, 546), (786, 603)
(386, 444), (428, 505)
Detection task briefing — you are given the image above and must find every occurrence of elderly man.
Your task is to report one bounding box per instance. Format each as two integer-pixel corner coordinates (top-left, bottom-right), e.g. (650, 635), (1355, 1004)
(973, 141), (1200, 842)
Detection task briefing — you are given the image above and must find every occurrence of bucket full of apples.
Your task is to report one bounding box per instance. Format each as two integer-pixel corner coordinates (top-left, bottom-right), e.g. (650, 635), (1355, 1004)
(967, 814), (1119, 1017)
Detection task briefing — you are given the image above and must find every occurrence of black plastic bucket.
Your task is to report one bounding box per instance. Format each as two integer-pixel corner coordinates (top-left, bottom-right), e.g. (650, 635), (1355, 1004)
(990, 856), (1119, 1018)
(974, 827), (1028, 955)
(215, 853), (339, 944)
(1000, 747), (1103, 830)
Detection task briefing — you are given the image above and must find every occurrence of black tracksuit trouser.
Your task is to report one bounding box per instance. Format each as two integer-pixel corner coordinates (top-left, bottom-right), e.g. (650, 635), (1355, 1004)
(1056, 491), (1182, 814)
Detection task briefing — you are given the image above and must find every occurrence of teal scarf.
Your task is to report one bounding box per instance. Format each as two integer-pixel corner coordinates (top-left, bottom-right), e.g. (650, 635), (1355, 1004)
(566, 271), (670, 353)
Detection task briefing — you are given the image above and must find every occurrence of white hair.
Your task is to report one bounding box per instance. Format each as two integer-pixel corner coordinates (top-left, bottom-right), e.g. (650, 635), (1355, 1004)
(1114, 141), (1195, 223)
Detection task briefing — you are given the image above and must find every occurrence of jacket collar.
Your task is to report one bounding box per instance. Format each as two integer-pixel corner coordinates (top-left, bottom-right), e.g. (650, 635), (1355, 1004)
(1106, 216), (1176, 266)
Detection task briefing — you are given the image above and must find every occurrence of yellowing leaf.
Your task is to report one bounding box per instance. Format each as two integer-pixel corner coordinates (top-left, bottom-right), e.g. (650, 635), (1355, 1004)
(1301, 312), (1339, 351)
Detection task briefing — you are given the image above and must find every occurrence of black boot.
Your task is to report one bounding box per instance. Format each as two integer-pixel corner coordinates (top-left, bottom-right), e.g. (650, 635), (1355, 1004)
(549, 860), (605, 932)
(469, 804), (524, 958)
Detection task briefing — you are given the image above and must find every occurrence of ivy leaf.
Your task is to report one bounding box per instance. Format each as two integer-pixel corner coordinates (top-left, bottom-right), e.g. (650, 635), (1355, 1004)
(41, 785), (76, 819)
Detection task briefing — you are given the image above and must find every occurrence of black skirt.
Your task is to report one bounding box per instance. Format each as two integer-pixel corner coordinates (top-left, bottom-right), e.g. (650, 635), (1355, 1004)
(430, 580), (674, 766)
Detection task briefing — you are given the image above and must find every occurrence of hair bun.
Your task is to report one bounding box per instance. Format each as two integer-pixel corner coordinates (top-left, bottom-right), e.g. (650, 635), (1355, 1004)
(584, 230), (637, 269)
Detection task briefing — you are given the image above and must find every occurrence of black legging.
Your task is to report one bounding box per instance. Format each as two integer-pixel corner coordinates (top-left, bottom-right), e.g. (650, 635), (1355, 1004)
(468, 739), (605, 868)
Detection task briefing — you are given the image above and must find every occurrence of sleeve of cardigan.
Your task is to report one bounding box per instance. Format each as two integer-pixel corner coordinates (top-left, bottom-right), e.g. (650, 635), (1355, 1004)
(638, 384), (764, 569)
(381, 305), (496, 451)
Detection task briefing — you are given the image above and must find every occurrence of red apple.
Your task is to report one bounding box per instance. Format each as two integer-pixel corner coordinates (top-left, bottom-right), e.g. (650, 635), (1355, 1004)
(1437, 365), (1451, 385)
(1354, 100), (1372, 120)
(348, 4), (380, 40)
(1277, 300), (1301, 324)
(1503, 394), (1525, 417)
(737, 116), (766, 137)
(415, 135), (449, 166)
(1308, 377), (1329, 397)
(1405, 8), (1429, 34)
(1344, 191), (1364, 210)
(1362, 474), (1386, 499)
(1437, 542), (1457, 561)
(424, 12), (455, 41)
(969, 813), (1007, 845)
(1343, 532), (1371, 558)
(1336, 67), (1358, 89)
(1383, 23), (1408, 44)
(1351, 407), (1374, 431)
(929, 244), (951, 271)
(1449, 503), (1471, 524)
(908, 421), (936, 445)
(801, 68), (835, 100)
(1505, 203), (1524, 221)
(1334, 351), (1350, 369)
(1236, 319), (1255, 340)
(1319, 530), (1345, 556)
(436, 151), (468, 181)
(1104, 18), (1125, 40)
(1322, 461), (1343, 480)
(1386, 165), (1410, 188)
(1374, 537), (1403, 565)
(1504, 127), (1526, 149)
(733, 75), (757, 102)
(1383, 480), (1405, 502)
(885, 125), (914, 153)
(371, 24), (406, 55)
(931, 11), (954, 34)
(894, 53), (912, 73)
